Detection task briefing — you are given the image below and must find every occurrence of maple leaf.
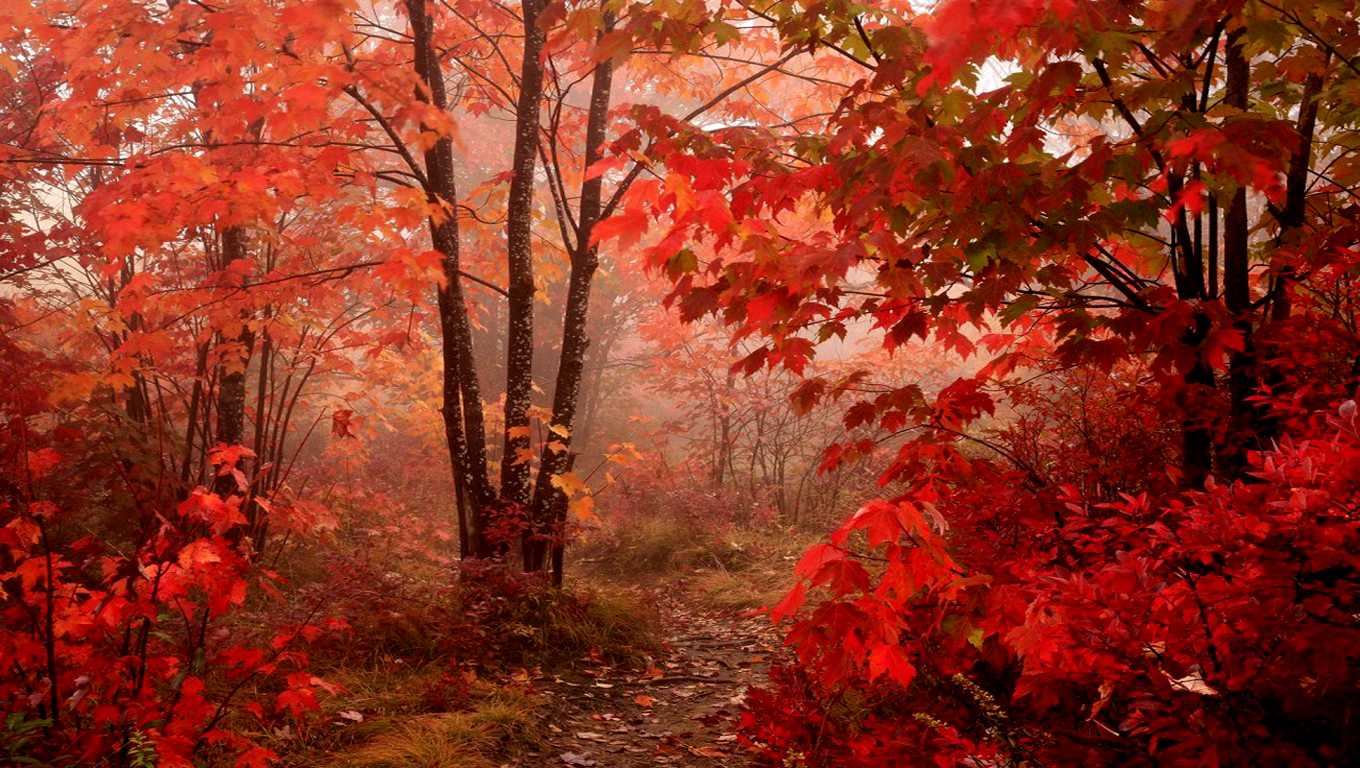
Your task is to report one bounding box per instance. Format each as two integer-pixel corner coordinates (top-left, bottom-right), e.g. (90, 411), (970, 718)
(590, 209), (649, 250)
(569, 495), (597, 522)
(178, 489), (248, 534)
(867, 644), (916, 687)
(209, 443), (256, 468)
(234, 746), (279, 768)
(331, 409), (357, 438)
(584, 156), (627, 181)
(770, 581), (807, 623)
(177, 539), (224, 568)
(550, 471), (588, 497)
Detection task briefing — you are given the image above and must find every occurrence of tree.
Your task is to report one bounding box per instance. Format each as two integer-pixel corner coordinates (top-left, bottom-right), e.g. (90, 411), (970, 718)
(624, 0), (1360, 762)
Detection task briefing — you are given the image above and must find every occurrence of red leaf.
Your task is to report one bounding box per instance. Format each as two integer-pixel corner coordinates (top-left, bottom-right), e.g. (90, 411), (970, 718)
(770, 580), (807, 623)
(867, 643), (916, 687)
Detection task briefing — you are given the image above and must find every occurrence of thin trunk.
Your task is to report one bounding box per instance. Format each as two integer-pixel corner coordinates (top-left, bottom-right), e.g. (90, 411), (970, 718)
(407, 0), (495, 557)
(548, 452), (577, 587)
(1259, 61), (1326, 444)
(502, 0), (548, 512)
(1222, 24), (1254, 479)
(1181, 319), (1215, 490)
(180, 340), (210, 489)
(212, 225), (255, 499)
(248, 328), (271, 541)
(523, 25), (613, 573)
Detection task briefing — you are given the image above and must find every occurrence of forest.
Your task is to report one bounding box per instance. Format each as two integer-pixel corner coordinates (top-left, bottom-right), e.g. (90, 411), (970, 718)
(2, 0), (1359, 765)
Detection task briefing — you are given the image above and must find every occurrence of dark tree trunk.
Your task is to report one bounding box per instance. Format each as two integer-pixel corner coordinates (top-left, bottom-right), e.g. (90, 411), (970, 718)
(1257, 63), (1326, 445)
(407, 0), (496, 558)
(1181, 317), (1215, 489)
(1221, 25), (1254, 479)
(212, 225), (255, 500)
(523, 32), (614, 574)
(180, 340), (210, 489)
(501, 0), (548, 513)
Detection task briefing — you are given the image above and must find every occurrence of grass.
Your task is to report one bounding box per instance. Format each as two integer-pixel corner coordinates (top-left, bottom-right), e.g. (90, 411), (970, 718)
(574, 514), (819, 612)
(279, 674), (541, 768)
(688, 567), (794, 611)
(337, 713), (497, 768)
(336, 682), (540, 768)
(532, 585), (661, 664)
(576, 516), (755, 576)
(254, 578), (657, 768)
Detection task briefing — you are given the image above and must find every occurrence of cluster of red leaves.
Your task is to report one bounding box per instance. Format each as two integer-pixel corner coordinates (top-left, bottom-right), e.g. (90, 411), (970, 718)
(0, 338), (339, 767)
(742, 401), (1360, 765)
(598, 0), (1360, 762)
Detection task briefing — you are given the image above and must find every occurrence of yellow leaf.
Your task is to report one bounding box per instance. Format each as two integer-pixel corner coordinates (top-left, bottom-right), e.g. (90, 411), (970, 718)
(550, 471), (587, 497)
(569, 495), (596, 521)
(548, 423), (571, 438)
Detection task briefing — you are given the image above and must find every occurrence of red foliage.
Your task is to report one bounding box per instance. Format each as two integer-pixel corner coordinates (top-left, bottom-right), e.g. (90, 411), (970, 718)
(0, 342), (336, 766)
(745, 410), (1360, 765)
(620, 0), (1360, 762)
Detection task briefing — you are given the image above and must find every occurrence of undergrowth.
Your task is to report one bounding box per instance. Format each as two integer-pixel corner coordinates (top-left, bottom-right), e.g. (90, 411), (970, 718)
(573, 512), (816, 611)
(223, 546), (660, 767)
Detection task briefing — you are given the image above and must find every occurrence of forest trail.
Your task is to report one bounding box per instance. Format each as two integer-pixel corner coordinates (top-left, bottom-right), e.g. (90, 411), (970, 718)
(530, 588), (783, 767)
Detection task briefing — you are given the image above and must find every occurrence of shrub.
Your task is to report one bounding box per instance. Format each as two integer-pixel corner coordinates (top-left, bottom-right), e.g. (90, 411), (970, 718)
(743, 409), (1360, 765)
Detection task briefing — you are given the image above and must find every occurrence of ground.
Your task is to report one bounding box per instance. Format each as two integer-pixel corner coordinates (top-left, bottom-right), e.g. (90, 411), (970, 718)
(284, 528), (803, 768)
(530, 584), (782, 767)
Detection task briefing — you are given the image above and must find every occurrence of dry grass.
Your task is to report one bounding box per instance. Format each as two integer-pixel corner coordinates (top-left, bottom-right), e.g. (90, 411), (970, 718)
(576, 516), (757, 576)
(337, 713), (495, 768)
(280, 678), (540, 768)
(574, 515), (819, 612)
(687, 567), (793, 611)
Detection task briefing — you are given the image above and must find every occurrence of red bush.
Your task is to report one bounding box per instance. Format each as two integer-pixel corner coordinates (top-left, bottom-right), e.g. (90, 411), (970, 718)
(0, 354), (337, 767)
(744, 406), (1360, 765)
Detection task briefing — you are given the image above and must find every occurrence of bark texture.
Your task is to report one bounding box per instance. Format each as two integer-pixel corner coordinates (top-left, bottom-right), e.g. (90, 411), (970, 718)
(407, 0), (496, 557)
(525, 28), (614, 575)
(1221, 25), (1254, 479)
(501, 0), (548, 511)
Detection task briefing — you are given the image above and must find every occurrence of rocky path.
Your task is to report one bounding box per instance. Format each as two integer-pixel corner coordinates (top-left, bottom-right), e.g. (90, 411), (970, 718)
(529, 591), (782, 767)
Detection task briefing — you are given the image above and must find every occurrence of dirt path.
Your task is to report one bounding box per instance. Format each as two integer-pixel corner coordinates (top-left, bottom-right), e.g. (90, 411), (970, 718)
(527, 589), (782, 767)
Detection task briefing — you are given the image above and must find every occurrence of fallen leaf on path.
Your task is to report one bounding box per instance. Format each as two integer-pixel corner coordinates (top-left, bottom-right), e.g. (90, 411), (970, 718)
(560, 752), (596, 767)
(634, 694), (657, 707)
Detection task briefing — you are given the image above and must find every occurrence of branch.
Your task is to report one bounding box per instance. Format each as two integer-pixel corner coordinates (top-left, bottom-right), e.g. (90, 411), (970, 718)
(600, 48), (803, 221)
(341, 85), (431, 193)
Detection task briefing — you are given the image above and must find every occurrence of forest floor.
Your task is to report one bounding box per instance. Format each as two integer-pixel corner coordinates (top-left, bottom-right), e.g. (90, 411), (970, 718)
(529, 583), (784, 767)
(283, 526), (807, 768)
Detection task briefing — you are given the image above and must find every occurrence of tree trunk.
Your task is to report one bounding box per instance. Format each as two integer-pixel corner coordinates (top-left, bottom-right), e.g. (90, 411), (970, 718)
(523, 31), (614, 574)
(1257, 62), (1326, 446)
(407, 0), (496, 558)
(1221, 24), (1254, 479)
(212, 225), (255, 500)
(180, 340), (210, 489)
(501, 0), (548, 513)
